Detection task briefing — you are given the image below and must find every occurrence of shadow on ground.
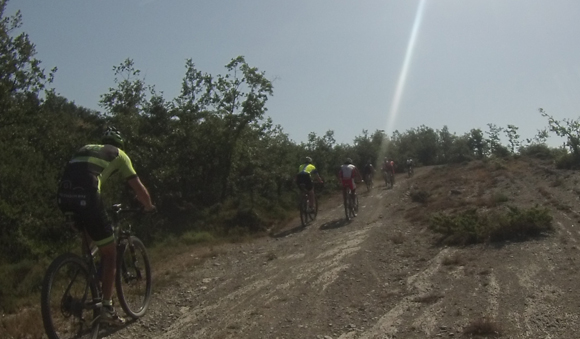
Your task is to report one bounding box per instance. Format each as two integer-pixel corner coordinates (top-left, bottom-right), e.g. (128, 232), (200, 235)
(270, 224), (307, 238)
(319, 218), (351, 231)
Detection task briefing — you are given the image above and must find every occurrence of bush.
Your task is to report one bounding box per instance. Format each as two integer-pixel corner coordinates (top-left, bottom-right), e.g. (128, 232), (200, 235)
(519, 144), (555, 160)
(555, 153), (580, 169)
(429, 206), (553, 245)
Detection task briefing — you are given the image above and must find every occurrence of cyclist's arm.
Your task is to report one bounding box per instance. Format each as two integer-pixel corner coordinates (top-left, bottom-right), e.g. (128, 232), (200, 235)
(128, 177), (155, 211)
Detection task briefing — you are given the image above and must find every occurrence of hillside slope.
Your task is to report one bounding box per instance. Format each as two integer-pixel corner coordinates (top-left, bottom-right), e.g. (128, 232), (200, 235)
(105, 157), (580, 339)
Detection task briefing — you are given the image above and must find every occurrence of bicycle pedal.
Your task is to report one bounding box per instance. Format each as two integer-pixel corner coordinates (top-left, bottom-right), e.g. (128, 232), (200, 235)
(87, 299), (103, 310)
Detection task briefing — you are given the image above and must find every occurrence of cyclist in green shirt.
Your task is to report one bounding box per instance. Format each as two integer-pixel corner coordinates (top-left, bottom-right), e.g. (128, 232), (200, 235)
(57, 127), (155, 326)
(296, 156), (323, 211)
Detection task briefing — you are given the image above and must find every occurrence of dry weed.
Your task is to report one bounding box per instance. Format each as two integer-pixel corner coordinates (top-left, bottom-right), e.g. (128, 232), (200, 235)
(0, 308), (44, 339)
(463, 317), (502, 337)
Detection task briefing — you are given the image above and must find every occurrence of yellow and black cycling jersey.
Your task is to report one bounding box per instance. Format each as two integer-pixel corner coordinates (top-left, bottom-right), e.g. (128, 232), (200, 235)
(298, 163), (318, 176)
(61, 144), (137, 192)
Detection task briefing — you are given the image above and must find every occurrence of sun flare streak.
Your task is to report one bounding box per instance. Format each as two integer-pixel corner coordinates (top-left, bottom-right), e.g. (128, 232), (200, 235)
(386, 0), (427, 134)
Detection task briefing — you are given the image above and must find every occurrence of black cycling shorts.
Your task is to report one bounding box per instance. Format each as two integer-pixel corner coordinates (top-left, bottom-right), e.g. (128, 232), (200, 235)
(296, 172), (313, 191)
(57, 178), (114, 247)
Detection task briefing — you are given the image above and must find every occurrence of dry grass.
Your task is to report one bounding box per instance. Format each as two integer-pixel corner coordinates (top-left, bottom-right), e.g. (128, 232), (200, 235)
(413, 293), (443, 304)
(463, 317), (502, 337)
(441, 252), (466, 266)
(0, 308), (44, 339)
(389, 232), (406, 245)
(266, 251), (277, 261)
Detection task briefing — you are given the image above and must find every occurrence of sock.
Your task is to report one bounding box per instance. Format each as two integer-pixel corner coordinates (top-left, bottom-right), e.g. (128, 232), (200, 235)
(103, 299), (112, 307)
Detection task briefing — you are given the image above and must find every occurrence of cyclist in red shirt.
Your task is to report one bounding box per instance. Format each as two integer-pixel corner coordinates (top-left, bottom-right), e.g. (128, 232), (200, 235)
(338, 158), (363, 200)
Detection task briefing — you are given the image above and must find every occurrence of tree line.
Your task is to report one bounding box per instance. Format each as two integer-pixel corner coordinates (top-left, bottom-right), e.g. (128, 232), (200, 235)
(1, 0), (579, 267)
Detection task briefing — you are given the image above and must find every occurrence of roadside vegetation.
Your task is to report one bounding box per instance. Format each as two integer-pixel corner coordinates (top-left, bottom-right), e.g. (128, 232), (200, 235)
(1, 0), (580, 324)
(429, 206), (553, 246)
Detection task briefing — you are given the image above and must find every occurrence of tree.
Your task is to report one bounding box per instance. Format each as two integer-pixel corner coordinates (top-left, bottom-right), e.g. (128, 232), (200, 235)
(468, 128), (486, 159)
(437, 126), (455, 164)
(99, 58), (149, 140)
(540, 108), (580, 160)
(505, 124), (520, 154)
(486, 124), (509, 157)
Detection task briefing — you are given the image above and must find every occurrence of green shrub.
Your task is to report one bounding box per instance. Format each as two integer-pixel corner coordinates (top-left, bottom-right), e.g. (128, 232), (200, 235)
(430, 209), (484, 245)
(491, 192), (509, 204)
(519, 144), (554, 160)
(430, 206), (553, 245)
(555, 153), (580, 169)
(489, 206), (553, 241)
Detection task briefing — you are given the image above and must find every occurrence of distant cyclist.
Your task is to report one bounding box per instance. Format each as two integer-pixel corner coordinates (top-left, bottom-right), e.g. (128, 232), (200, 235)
(57, 127), (155, 326)
(362, 159), (375, 184)
(406, 158), (414, 176)
(338, 158), (363, 206)
(382, 157), (395, 186)
(296, 156), (323, 211)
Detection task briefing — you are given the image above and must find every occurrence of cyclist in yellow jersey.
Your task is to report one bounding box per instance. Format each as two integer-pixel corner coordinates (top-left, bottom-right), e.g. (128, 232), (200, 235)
(296, 156), (323, 211)
(57, 127), (155, 326)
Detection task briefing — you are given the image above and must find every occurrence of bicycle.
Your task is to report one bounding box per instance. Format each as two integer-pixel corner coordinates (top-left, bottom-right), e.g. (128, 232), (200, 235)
(407, 165), (414, 178)
(342, 186), (358, 221)
(41, 203), (152, 339)
(364, 173), (374, 191)
(382, 170), (394, 189)
(299, 183), (318, 226)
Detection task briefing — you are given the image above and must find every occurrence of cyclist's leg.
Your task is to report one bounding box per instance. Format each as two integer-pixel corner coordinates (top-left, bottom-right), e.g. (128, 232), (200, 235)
(82, 196), (114, 295)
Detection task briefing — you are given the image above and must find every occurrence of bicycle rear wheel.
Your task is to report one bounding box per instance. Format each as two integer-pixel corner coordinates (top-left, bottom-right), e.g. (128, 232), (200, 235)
(343, 190), (350, 220)
(348, 193), (357, 219)
(299, 195), (308, 226)
(116, 236), (152, 318)
(41, 253), (100, 339)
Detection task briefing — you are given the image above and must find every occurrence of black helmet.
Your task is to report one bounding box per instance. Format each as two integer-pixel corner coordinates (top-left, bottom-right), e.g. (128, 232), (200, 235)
(102, 127), (124, 148)
(305, 156), (312, 163)
(345, 158), (352, 164)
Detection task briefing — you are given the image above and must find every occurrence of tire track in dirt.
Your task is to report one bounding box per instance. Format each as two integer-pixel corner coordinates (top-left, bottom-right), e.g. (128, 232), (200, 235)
(154, 198), (375, 338)
(107, 160), (580, 339)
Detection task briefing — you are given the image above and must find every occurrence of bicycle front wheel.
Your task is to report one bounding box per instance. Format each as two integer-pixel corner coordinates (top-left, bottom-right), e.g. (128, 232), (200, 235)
(116, 236), (152, 318)
(307, 195), (318, 223)
(41, 253), (100, 339)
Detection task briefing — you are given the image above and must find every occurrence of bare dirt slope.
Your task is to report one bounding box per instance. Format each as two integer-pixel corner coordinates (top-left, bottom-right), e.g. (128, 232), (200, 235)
(106, 157), (580, 339)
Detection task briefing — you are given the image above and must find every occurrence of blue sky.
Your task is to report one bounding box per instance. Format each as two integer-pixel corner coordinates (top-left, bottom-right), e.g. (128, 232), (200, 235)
(9, 0), (580, 146)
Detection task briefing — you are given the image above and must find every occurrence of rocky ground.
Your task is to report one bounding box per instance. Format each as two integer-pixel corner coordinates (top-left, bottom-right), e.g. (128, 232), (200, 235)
(15, 157), (580, 339)
(102, 157), (580, 339)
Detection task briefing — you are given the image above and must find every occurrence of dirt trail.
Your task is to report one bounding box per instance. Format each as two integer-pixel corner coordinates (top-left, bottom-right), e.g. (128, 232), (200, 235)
(106, 158), (580, 339)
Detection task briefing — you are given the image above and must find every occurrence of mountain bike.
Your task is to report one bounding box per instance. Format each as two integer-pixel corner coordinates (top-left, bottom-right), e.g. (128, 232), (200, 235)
(299, 183), (318, 226)
(382, 170), (394, 189)
(342, 186), (358, 221)
(364, 173), (374, 191)
(41, 204), (152, 339)
(407, 165), (414, 178)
